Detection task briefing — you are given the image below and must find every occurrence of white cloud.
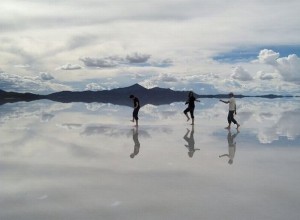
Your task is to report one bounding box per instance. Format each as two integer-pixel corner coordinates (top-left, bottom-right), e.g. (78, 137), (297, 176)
(58, 63), (82, 70)
(276, 54), (300, 84)
(85, 83), (105, 91)
(258, 49), (280, 65)
(257, 49), (300, 84)
(231, 66), (253, 81)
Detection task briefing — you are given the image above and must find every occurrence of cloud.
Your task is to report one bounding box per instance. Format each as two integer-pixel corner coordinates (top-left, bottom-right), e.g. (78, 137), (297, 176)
(80, 56), (123, 68)
(276, 54), (300, 84)
(0, 72), (71, 93)
(258, 49), (280, 65)
(231, 66), (253, 81)
(58, 63), (82, 70)
(126, 53), (150, 63)
(257, 49), (300, 84)
(80, 53), (172, 68)
(256, 71), (275, 80)
(85, 83), (105, 91)
(39, 72), (54, 81)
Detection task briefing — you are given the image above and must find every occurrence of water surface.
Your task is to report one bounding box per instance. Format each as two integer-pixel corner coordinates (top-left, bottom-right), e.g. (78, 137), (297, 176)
(1, 98), (300, 220)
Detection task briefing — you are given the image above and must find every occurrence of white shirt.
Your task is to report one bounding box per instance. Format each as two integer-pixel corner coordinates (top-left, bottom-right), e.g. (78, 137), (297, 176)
(229, 97), (236, 111)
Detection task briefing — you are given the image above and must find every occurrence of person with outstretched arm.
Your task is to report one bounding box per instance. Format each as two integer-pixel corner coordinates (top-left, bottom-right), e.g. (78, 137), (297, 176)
(219, 92), (240, 130)
(183, 91), (200, 125)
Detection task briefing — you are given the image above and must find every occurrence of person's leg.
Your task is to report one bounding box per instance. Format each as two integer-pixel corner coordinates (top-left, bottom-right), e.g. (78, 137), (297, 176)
(184, 108), (190, 121)
(134, 108), (140, 127)
(226, 111), (232, 129)
(232, 115), (240, 129)
(131, 111), (135, 122)
(190, 108), (195, 125)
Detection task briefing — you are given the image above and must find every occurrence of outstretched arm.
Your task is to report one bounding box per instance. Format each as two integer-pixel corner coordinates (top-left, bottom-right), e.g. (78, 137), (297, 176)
(219, 154), (229, 158)
(219, 100), (229, 104)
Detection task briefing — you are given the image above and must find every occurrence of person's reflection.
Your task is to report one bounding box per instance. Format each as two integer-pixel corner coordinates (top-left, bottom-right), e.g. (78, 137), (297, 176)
(130, 127), (140, 158)
(219, 130), (239, 164)
(183, 126), (200, 158)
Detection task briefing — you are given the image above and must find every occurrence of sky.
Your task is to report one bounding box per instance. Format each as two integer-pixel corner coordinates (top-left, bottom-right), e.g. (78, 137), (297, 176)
(1, 0), (300, 95)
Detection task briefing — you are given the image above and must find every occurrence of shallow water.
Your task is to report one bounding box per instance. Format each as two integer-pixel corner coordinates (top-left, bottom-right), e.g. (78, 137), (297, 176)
(1, 98), (300, 220)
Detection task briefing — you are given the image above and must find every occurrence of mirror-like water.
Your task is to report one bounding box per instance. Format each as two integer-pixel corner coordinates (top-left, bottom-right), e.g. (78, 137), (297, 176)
(1, 98), (300, 220)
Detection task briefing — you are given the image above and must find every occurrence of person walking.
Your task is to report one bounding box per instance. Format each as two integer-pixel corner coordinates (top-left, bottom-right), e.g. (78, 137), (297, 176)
(220, 92), (240, 129)
(183, 91), (200, 125)
(129, 94), (140, 127)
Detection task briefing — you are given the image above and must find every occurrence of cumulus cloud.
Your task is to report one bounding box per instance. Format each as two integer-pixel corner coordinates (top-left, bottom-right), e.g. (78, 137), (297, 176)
(256, 71), (275, 80)
(231, 66), (253, 81)
(257, 49), (300, 84)
(258, 49), (280, 65)
(58, 63), (82, 70)
(276, 54), (300, 84)
(39, 72), (54, 81)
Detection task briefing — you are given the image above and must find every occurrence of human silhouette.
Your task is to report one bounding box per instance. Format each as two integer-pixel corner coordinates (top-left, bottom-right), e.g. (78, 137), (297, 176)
(219, 130), (239, 164)
(220, 92), (240, 130)
(130, 128), (140, 158)
(183, 91), (200, 125)
(183, 126), (200, 158)
(129, 94), (140, 127)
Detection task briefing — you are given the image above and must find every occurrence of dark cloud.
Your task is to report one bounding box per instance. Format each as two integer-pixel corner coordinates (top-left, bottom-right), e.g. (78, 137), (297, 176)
(80, 56), (123, 68)
(126, 53), (150, 63)
(80, 53), (172, 68)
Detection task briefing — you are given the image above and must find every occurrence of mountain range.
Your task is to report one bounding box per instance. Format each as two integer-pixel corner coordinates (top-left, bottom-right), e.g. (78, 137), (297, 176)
(0, 83), (295, 106)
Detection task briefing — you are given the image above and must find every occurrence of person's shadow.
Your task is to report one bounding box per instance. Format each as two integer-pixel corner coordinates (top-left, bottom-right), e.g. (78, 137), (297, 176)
(183, 126), (200, 158)
(219, 130), (239, 164)
(130, 127), (140, 158)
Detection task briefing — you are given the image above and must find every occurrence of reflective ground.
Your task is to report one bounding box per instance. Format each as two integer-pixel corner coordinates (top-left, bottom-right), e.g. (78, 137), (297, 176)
(1, 98), (300, 220)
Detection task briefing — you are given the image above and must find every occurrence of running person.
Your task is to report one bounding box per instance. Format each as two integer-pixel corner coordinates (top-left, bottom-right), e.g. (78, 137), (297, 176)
(129, 94), (140, 127)
(183, 91), (200, 125)
(220, 92), (240, 129)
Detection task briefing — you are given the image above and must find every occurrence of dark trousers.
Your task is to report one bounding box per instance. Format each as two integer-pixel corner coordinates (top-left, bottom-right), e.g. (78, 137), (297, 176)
(227, 111), (237, 125)
(133, 107), (140, 120)
(184, 107), (195, 119)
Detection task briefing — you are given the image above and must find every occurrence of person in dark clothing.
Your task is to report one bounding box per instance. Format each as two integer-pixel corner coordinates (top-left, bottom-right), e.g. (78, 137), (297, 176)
(129, 94), (140, 127)
(183, 91), (200, 125)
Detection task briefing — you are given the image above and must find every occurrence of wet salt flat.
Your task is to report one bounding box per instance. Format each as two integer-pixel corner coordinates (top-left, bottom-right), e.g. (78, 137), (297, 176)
(1, 98), (300, 220)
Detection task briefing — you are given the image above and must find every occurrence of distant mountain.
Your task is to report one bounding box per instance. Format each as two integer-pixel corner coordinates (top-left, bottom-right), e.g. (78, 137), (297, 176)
(0, 84), (295, 106)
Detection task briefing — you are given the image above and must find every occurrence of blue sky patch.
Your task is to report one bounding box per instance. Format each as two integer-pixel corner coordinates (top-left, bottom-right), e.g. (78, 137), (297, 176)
(213, 45), (300, 63)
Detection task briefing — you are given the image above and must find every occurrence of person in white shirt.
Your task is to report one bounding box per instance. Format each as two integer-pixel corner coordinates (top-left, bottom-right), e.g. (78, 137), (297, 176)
(220, 92), (240, 130)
